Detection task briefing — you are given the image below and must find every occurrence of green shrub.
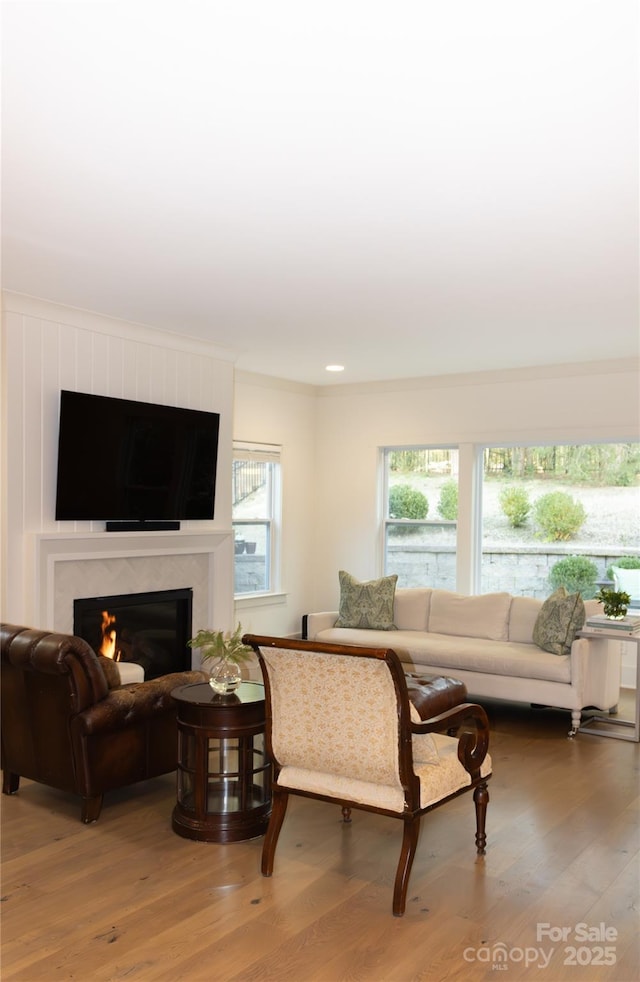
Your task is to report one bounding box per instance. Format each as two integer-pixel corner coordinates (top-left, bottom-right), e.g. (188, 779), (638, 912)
(388, 484), (428, 521)
(499, 485), (531, 528)
(606, 555), (640, 580)
(549, 556), (599, 599)
(437, 480), (458, 520)
(533, 491), (586, 541)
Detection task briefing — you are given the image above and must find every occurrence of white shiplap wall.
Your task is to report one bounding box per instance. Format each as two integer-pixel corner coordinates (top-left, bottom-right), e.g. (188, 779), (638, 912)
(1, 294), (236, 626)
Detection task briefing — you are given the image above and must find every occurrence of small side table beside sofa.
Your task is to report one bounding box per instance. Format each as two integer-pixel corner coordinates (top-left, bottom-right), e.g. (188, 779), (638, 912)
(576, 629), (640, 742)
(171, 680), (272, 842)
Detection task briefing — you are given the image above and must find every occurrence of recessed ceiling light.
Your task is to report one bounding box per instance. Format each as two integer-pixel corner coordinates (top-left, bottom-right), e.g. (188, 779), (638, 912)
(325, 364), (345, 373)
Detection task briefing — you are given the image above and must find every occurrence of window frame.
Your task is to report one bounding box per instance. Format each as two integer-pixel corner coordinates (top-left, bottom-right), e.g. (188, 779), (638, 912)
(381, 445), (460, 588)
(380, 440), (640, 597)
(232, 441), (282, 598)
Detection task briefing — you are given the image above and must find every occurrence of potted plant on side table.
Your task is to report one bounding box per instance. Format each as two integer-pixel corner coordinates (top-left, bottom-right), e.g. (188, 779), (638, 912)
(188, 623), (253, 694)
(594, 587), (631, 620)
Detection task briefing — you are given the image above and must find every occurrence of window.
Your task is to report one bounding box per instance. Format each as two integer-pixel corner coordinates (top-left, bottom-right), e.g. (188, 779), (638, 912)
(382, 443), (640, 597)
(232, 442), (281, 596)
(383, 447), (459, 588)
(480, 443), (640, 598)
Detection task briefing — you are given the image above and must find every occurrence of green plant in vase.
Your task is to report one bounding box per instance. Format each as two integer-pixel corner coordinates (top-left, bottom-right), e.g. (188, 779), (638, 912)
(594, 588), (631, 620)
(188, 623), (253, 694)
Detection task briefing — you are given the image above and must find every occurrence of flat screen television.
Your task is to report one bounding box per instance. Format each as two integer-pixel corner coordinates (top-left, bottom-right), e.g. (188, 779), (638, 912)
(55, 390), (220, 528)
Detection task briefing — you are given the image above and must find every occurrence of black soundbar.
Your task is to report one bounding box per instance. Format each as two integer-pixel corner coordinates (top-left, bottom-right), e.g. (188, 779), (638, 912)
(105, 521), (181, 532)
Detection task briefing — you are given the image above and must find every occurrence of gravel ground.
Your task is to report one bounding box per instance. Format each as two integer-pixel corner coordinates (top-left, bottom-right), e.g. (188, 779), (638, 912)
(482, 479), (640, 550)
(395, 476), (640, 551)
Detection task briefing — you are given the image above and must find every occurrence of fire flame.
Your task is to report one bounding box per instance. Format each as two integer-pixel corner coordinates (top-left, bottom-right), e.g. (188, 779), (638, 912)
(99, 610), (120, 661)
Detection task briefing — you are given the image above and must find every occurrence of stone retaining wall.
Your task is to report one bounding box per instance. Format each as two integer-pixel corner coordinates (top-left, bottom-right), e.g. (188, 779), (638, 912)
(388, 546), (632, 598)
(236, 548), (637, 599)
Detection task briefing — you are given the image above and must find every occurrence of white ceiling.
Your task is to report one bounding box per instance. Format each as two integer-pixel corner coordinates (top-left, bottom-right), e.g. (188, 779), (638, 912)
(2, 1), (638, 386)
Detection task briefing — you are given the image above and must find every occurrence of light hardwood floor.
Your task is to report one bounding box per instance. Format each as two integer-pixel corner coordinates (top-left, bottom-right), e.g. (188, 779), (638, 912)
(2, 695), (639, 982)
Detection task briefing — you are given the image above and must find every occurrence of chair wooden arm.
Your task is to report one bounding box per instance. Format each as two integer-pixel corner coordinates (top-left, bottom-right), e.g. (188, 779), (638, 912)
(411, 702), (490, 779)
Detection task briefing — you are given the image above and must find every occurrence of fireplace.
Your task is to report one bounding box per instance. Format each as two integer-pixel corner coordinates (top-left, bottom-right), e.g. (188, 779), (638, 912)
(74, 587), (193, 681)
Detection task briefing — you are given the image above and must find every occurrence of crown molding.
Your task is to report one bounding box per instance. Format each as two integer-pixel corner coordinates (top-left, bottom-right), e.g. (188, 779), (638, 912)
(2, 291), (238, 363)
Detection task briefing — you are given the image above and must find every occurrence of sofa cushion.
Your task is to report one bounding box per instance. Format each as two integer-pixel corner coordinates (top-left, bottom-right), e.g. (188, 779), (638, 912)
(533, 587), (585, 655)
(314, 627), (573, 683)
(334, 570), (398, 630)
(393, 589), (432, 631)
(428, 590), (511, 641)
(583, 598), (602, 620)
(509, 596), (543, 642)
(510, 595), (599, 643)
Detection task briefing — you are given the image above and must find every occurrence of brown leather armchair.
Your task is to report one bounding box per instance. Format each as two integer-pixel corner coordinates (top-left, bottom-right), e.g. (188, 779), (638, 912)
(1, 623), (208, 822)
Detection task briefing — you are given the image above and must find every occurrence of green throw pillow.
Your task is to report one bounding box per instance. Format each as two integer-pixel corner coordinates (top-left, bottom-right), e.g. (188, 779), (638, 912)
(533, 586), (585, 655)
(334, 570), (398, 630)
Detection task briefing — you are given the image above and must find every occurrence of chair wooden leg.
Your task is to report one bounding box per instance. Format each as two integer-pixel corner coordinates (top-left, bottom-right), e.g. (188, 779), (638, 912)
(393, 815), (421, 917)
(81, 794), (103, 824)
(261, 789), (289, 877)
(2, 771), (20, 795)
(474, 782), (489, 854)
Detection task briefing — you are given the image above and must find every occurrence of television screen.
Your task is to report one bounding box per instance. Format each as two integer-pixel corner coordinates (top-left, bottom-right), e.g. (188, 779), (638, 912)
(55, 391), (220, 522)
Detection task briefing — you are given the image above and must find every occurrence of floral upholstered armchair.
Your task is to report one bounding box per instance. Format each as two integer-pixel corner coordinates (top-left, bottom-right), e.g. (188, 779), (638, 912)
(243, 634), (492, 916)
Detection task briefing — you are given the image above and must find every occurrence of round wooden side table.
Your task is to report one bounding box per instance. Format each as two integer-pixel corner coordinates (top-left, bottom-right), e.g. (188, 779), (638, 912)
(171, 681), (271, 842)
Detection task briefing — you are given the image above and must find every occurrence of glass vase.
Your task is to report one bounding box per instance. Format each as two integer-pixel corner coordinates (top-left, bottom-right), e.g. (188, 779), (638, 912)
(208, 659), (242, 695)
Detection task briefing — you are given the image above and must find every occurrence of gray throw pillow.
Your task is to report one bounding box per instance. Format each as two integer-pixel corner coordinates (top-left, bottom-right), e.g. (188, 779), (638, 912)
(334, 570), (398, 630)
(533, 586), (585, 655)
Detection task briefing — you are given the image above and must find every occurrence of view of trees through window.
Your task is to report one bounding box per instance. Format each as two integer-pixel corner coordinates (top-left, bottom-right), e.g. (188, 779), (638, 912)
(384, 444), (640, 597)
(481, 443), (640, 598)
(384, 448), (459, 588)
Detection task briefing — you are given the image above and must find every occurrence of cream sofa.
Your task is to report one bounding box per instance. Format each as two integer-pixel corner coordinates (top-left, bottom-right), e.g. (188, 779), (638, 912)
(304, 588), (621, 736)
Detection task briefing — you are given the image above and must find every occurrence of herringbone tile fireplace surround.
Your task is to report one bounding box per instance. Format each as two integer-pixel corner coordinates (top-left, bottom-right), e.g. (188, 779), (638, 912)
(32, 531), (234, 670)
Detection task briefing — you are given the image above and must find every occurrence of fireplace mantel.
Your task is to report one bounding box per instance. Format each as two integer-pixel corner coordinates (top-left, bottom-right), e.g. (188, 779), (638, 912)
(31, 530), (234, 644)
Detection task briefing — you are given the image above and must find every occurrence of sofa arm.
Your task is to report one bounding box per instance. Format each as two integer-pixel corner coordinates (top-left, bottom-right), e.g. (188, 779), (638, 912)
(570, 634), (622, 710)
(74, 670), (208, 736)
(303, 611), (338, 639)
